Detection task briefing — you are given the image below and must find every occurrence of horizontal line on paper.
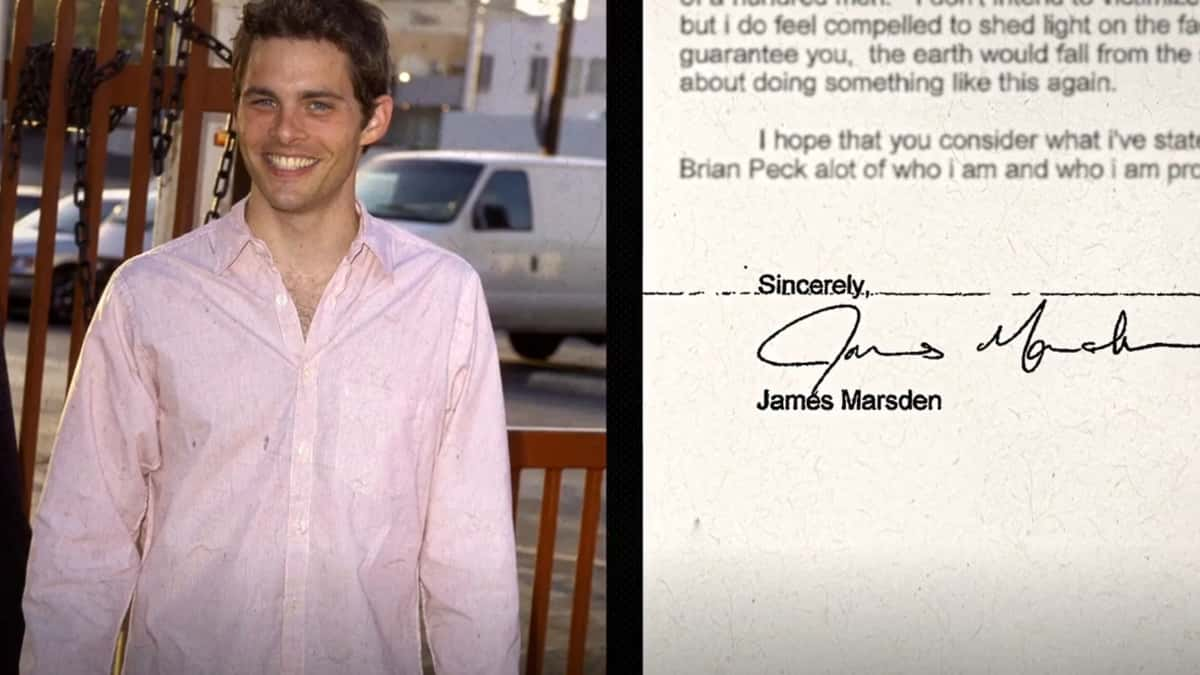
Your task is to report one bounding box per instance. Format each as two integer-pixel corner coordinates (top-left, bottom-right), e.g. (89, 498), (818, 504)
(1039, 292), (1200, 297)
(872, 291), (991, 297)
(643, 291), (1200, 298)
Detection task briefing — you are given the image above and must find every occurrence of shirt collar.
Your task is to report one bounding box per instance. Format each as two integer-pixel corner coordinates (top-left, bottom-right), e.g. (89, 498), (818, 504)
(211, 197), (395, 275)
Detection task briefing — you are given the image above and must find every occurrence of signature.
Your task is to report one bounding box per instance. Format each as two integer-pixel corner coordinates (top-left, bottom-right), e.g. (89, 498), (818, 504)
(976, 298), (1200, 370)
(756, 304), (944, 395)
(757, 301), (1200, 393)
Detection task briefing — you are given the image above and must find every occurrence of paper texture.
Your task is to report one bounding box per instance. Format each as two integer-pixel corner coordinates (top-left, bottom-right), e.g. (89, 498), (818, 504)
(645, 4), (1200, 672)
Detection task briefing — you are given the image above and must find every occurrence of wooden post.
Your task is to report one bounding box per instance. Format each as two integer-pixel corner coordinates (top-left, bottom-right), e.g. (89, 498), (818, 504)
(19, 0), (76, 518)
(68, 0), (123, 380)
(171, 0), (210, 237)
(122, 0), (162, 263)
(0, 0), (34, 330)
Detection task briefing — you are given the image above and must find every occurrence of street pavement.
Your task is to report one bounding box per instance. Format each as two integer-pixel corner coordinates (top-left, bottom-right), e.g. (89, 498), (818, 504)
(4, 320), (607, 673)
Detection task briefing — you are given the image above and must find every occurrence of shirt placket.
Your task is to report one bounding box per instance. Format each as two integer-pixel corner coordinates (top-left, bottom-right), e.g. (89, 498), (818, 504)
(274, 283), (317, 674)
(276, 251), (359, 674)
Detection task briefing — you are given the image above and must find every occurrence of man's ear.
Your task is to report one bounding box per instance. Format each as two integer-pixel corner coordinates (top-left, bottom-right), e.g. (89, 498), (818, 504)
(360, 95), (394, 146)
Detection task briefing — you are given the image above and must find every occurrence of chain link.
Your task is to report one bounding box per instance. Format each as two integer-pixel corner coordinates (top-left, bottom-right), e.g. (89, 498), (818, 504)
(150, 0), (233, 174)
(206, 117), (237, 224)
(9, 43), (129, 324)
(152, 1), (194, 176)
(71, 126), (95, 325)
(148, 0), (238, 227)
(150, 6), (167, 175)
(153, 0), (234, 64)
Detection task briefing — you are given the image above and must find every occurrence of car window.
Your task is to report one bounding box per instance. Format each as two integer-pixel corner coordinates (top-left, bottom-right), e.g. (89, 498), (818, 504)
(474, 170), (532, 231)
(15, 196), (40, 220)
(357, 159), (483, 224)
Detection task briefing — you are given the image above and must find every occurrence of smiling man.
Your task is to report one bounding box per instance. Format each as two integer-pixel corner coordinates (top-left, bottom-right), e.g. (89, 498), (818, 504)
(20, 1), (520, 673)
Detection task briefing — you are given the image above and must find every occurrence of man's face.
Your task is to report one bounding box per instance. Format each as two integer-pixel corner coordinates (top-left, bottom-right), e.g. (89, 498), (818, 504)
(234, 38), (391, 218)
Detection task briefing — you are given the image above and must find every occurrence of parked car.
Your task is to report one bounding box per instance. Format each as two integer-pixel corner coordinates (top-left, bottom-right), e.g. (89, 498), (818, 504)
(9, 189), (154, 322)
(96, 191), (157, 274)
(357, 151), (606, 360)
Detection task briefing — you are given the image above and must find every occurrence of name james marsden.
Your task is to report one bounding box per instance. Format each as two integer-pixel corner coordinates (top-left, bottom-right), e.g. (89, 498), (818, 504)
(757, 388), (943, 412)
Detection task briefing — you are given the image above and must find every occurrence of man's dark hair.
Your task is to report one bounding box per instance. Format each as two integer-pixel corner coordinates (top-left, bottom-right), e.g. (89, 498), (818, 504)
(231, 0), (394, 126)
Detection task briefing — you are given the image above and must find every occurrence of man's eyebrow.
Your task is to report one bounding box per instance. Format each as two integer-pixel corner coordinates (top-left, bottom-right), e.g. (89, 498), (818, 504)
(299, 90), (347, 101)
(240, 87), (347, 101)
(242, 86), (276, 99)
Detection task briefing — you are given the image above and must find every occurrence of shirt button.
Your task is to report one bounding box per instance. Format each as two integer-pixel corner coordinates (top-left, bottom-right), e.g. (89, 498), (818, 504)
(275, 293), (287, 307)
(296, 518), (308, 535)
(297, 442), (309, 458)
(301, 365), (314, 383)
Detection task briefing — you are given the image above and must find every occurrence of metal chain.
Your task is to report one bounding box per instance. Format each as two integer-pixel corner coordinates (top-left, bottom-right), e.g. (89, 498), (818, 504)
(149, 5), (168, 175)
(150, 0), (234, 172)
(7, 43), (129, 323)
(151, 0), (194, 175)
(71, 126), (95, 325)
(205, 117), (237, 224)
(72, 51), (129, 325)
(153, 0), (233, 64)
(6, 45), (54, 177)
(148, 0), (238, 224)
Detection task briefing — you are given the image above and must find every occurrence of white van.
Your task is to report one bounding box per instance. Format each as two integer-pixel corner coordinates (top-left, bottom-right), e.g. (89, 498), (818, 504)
(356, 150), (606, 360)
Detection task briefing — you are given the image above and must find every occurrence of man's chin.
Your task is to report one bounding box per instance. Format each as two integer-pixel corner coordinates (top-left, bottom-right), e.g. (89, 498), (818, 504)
(255, 191), (323, 215)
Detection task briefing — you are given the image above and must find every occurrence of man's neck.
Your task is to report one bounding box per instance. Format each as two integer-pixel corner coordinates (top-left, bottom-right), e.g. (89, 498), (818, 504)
(244, 191), (359, 274)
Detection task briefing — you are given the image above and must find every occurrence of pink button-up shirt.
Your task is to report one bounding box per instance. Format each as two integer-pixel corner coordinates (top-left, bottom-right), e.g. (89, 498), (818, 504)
(21, 199), (520, 674)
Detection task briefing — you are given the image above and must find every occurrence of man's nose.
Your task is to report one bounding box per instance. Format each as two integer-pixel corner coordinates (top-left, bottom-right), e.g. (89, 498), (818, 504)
(271, 105), (306, 144)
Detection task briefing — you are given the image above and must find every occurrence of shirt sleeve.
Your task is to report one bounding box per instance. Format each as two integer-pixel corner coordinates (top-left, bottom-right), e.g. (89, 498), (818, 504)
(21, 272), (159, 674)
(419, 269), (520, 675)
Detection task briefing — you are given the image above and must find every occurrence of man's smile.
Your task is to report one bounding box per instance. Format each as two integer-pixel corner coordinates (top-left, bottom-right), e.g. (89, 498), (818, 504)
(264, 153), (319, 171)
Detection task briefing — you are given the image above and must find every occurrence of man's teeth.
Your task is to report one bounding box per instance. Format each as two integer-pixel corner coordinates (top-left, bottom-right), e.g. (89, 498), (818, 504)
(266, 154), (317, 170)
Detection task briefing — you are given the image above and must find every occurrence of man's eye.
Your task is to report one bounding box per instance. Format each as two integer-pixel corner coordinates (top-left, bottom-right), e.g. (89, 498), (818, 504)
(309, 101), (332, 112)
(250, 98), (276, 108)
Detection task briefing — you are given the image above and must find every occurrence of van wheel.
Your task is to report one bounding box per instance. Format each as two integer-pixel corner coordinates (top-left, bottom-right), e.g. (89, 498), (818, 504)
(510, 333), (563, 360)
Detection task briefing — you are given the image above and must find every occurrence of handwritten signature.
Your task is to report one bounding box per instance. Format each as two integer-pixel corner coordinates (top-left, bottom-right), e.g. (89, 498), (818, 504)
(757, 301), (1200, 394)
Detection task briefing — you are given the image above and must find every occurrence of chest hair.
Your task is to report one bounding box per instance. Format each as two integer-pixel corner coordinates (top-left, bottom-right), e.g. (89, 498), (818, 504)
(282, 269), (334, 338)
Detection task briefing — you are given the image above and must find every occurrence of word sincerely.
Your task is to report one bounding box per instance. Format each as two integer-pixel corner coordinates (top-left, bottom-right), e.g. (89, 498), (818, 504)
(759, 273), (867, 299)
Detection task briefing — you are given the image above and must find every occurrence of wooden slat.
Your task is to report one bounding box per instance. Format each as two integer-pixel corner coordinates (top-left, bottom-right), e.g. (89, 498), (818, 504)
(1, 62), (234, 113)
(172, 0), (212, 238)
(112, 63), (232, 112)
(526, 467), (562, 675)
(509, 428), (606, 470)
(566, 468), (603, 675)
(20, 0), (76, 518)
(0, 0), (35, 331)
(68, 0), (122, 381)
(506, 430), (605, 673)
(122, 0), (160, 263)
(511, 466), (522, 525)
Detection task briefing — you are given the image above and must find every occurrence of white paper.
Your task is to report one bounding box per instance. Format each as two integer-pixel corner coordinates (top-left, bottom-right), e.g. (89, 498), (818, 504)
(645, 4), (1200, 672)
